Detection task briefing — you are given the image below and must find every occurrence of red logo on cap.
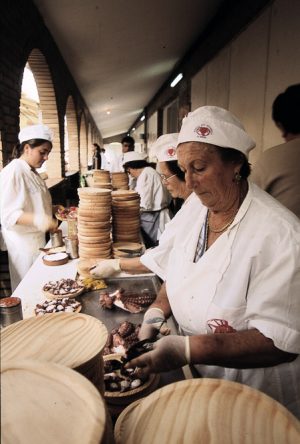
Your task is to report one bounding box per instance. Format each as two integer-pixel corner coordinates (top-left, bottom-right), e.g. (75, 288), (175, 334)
(167, 147), (176, 157)
(195, 125), (212, 138)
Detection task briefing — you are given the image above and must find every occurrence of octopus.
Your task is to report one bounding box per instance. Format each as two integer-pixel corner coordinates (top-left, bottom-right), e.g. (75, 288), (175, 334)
(104, 358), (144, 393)
(103, 321), (140, 356)
(99, 288), (156, 313)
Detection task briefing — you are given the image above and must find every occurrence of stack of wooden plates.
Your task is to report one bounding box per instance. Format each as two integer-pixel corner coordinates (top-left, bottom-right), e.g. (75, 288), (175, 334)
(0, 313), (108, 395)
(111, 172), (129, 190)
(93, 170), (112, 189)
(112, 190), (141, 243)
(114, 378), (300, 444)
(77, 187), (112, 259)
(1, 360), (112, 444)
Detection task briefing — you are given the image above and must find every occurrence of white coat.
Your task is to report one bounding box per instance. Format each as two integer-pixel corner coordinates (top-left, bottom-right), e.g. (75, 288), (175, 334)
(140, 193), (202, 279)
(135, 167), (171, 244)
(0, 159), (52, 291)
(150, 181), (300, 418)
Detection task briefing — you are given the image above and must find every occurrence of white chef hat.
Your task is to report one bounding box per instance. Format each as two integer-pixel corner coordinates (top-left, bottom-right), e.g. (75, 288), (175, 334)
(122, 151), (147, 165)
(18, 124), (53, 144)
(177, 106), (255, 157)
(151, 133), (178, 162)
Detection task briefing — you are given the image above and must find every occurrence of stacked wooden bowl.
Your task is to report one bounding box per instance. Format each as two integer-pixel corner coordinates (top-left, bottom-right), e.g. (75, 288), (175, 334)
(77, 187), (112, 259)
(111, 190), (141, 243)
(92, 170), (112, 190)
(0, 313), (108, 395)
(111, 172), (129, 190)
(1, 360), (112, 444)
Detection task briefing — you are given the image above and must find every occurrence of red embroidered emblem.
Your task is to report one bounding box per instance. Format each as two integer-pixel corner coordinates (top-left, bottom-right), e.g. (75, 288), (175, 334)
(167, 147), (176, 157)
(195, 125), (212, 138)
(207, 319), (236, 333)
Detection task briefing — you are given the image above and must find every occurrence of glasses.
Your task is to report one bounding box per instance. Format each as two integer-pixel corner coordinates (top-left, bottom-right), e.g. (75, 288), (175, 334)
(159, 173), (176, 182)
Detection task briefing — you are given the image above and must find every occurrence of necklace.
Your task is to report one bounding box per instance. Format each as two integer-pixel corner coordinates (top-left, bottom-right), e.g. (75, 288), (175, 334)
(207, 210), (238, 233)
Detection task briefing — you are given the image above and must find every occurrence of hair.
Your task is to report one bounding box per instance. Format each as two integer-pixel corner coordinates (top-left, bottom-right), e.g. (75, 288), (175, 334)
(165, 160), (185, 182)
(121, 136), (135, 151)
(11, 138), (53, 159)
(216, 146), (251, 179)
(272, 84), (300, 134)
(123, 159), (149, 170)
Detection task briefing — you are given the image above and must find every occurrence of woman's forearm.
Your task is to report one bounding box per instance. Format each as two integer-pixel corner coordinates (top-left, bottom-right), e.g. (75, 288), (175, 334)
(148, 282), (172, 318)
(190, 329), (297, 368)
(119, 257), (150, 274)
(16, 212), (34, 226)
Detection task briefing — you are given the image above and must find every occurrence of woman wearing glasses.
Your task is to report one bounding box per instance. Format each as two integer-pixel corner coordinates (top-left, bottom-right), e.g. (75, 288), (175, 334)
(90, 133), (198, 280)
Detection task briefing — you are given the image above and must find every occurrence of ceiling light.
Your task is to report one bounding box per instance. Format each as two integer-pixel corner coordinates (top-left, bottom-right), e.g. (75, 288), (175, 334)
(140, 115), (145, 121)
(132, 127), (135, 131)
(106, 110), (111, 115)
(170, 73), (183, 88)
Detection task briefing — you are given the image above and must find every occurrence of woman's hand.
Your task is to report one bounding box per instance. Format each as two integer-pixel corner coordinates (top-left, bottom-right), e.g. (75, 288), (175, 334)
(138, 307), (170, 341)
(89, 259), (121, 278)
(125, 335), (189, 379)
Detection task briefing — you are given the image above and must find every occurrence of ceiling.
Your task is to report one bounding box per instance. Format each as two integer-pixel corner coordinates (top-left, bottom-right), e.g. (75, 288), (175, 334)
(33, 0), (225, 139)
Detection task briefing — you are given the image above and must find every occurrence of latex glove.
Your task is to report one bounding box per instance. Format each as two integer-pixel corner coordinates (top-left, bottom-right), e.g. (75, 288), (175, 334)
(125, 335), (190, 379)
(89, 259), (121, 278)
(138, 307), (170, 341)
(33, 214), (58, 232)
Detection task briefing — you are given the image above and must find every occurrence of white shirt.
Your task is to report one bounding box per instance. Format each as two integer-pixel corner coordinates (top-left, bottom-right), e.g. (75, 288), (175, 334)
(0, 159), (52, 232)
(140, 193), (201, 279)
(135, 167), (170, 211)
(146, 181), (300, 417)
(0, 159), (52, 290)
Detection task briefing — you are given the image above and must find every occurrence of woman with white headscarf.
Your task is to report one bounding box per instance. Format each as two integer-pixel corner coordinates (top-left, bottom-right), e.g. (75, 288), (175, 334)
(0, 124), (57, 291)
(125, 106), (300, 419)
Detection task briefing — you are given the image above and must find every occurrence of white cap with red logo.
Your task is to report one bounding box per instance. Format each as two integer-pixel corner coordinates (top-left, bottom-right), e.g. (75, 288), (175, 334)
(177, 106), (255, 157)
(151, 133), (178, 162)
(18, 124), (53, 143)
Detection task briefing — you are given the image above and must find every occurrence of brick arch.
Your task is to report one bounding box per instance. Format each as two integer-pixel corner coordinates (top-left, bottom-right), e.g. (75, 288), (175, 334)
(65, 96), (79, 172)
(27, 49), (61, 178)
(79, 113), (88, 171)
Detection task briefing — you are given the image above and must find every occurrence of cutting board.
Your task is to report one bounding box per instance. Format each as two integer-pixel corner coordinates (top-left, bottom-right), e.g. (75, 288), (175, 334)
(114, 378), (300, 444)
(1, 360), (111, 444)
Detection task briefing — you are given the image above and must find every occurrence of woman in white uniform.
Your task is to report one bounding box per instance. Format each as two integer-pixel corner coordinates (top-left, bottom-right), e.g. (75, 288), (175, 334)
(125, 106), (300, 419)
(0, 124), (57, 291)
(90, 133), (194, 280)
(123, 151), (171, 248)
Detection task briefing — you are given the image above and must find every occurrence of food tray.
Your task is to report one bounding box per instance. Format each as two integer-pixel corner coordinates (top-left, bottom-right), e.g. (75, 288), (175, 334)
(79, 275), (161, 333)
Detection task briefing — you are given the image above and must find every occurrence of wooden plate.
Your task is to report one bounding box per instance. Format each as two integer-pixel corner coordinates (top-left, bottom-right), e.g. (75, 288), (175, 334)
(42, 253), (69, 266)
(103, 354), (159, 404)
(1, 360), (108, 444)
(115, 378), (300, 444)
(42, 281), (85, 300)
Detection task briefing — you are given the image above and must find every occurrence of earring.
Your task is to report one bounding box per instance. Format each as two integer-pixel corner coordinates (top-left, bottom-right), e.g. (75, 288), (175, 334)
(234, 172), (242, 183)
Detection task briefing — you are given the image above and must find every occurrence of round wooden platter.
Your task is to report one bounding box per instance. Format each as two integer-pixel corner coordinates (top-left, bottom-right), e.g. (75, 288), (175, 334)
(42, 252), (69, 266)
(114, 378), (300, 444)
(103, 354), (159, 405)
(43, 285), (85, 300)
(78, 186), (112, 194)
(1, 313), (108, 367)
(1, 360), (109, 444)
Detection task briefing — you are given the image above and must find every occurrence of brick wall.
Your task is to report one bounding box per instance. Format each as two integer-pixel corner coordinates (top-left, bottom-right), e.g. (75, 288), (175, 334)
(0, 0), (101, 174)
